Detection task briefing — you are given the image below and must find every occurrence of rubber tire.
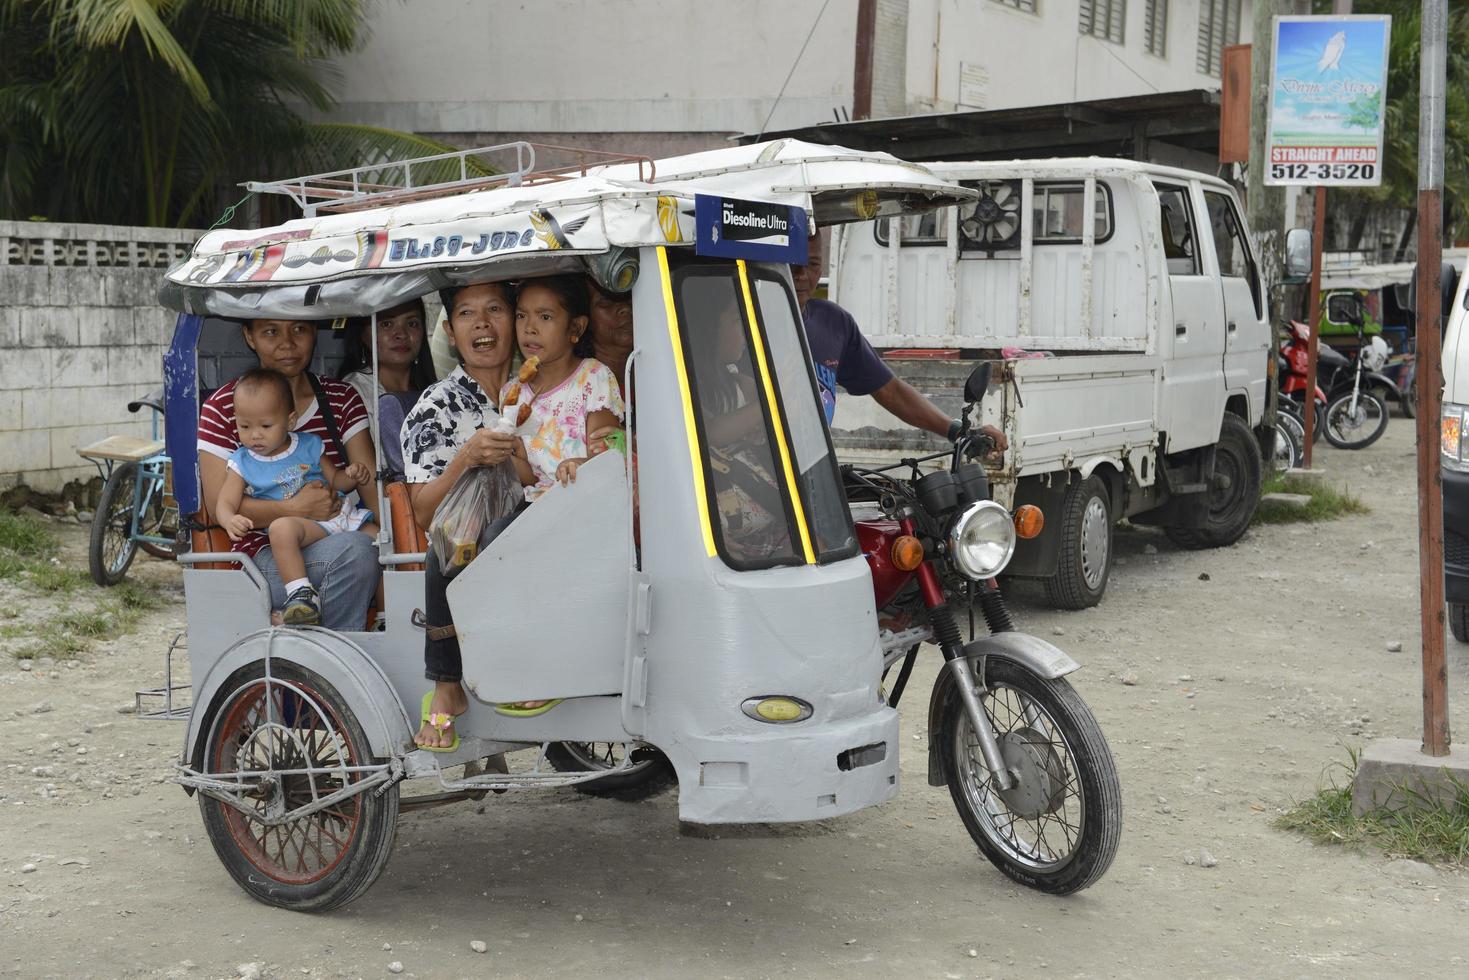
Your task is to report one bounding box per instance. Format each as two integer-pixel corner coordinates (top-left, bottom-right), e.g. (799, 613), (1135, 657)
(1402, 383), (1418, 419)
(938, 657), (1122, 895)
(1043, 475), (1111, 610)
(89, 463), (141, 586)
(545, 742), (676, 801)
(1271, 417), (1303, 473)
(1451, 604), (1469, 644)
(198, 661), (399, 912)
(1165, 414), (1262, 551)
(1323, 391), (1389, 450)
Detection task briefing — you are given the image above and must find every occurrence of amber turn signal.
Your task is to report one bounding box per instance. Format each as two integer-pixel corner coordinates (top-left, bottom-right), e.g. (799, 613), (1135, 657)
(1013, 504), (1044, 539)
(890, 535), (925, 571)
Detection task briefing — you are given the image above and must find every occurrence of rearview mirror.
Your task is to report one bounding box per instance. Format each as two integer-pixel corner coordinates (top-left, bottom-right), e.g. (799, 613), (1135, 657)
(1283, 228), (1313, 283)
(964, 362), (992, 404)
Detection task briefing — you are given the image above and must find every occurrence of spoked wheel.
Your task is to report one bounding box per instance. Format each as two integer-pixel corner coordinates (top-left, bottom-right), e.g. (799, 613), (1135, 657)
(198, 661), (399, 911)
(545, 741), (676, 801)
(1270, 417), (1302, 473)
(939, 657), (1121, 895)
(1323, 391), (1389, 449)
(89, 463), (141, 586)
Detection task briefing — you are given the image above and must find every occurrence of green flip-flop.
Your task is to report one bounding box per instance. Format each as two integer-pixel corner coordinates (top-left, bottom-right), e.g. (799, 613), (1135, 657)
(494, 699), (563, 718)
(418, 690), (462, 753)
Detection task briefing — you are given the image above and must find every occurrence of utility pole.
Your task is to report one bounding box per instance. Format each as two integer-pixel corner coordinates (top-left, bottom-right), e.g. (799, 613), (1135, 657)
(1416, 0), (1449, 756)
(853, 0), (877, 121)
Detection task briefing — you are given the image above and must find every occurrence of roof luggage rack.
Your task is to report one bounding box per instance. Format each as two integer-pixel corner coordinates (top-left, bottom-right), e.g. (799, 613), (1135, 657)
(244, 141), (657, 217)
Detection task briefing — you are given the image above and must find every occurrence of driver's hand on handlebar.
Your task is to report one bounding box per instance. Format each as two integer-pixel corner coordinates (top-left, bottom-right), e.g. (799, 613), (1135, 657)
(290, 480), (342, 521)
(980, 425), (1008, 454)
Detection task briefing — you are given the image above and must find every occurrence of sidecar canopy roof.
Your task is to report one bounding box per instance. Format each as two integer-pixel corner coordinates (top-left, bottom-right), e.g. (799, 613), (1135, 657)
(160, 139), (977, 320)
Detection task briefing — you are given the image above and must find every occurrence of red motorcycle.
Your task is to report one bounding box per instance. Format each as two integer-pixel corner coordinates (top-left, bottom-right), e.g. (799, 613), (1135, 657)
(842, 363), (1121, 895)
(1279, 317), (1391, 450)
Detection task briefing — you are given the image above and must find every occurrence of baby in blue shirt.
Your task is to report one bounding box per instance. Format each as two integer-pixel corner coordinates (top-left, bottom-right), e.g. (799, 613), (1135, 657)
(215, 368), (377, 626)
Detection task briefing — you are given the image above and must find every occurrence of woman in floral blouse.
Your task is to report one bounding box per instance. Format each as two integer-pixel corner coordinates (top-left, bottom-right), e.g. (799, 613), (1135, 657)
(399, 281), (530, 750)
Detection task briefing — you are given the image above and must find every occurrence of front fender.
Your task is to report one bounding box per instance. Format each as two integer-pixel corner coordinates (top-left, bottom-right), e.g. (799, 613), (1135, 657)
(925, 633), (1081, 786)
(182, 627), (414, 772)
(1365, 371), (1400, 398)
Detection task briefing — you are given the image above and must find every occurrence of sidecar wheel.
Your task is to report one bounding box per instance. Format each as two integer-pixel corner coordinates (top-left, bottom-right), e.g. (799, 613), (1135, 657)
(197, 661), (399, 912)
(939, 657), (1121, 895)
(545, 741), (675, 801)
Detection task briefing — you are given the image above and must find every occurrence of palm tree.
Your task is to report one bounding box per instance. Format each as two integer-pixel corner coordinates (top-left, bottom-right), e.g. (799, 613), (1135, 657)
(0, 0), (490, 228)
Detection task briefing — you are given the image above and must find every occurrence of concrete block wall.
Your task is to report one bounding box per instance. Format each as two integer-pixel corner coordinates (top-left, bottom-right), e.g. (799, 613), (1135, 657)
(1, 221), (200, 494)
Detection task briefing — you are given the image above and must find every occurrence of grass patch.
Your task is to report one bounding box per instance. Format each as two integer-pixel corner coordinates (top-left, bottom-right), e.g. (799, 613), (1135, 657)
(14, 633), (89, 661)
(1252, 474), (1369, 525)
(58, 609), (113, 636)
(1278, 751), (1469, 865)
(0, 512), (56, 558)
(28, 563), (90, 593)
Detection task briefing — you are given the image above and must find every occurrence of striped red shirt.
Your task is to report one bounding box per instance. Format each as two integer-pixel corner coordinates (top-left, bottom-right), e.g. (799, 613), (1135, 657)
(198, 374), (369, 556)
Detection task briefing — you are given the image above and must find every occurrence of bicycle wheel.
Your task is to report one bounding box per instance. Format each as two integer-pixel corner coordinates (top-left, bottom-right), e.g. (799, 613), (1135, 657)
(89, 463), (141, 586)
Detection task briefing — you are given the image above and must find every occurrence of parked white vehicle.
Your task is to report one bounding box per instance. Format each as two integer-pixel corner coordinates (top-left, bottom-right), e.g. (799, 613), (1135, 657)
(830, 158), (1271, 608)
(1437, 262), (1469, 641)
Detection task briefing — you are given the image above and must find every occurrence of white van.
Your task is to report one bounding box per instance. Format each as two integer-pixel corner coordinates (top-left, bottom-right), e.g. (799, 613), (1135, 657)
(829, 158), (1272, 608)
(1437, 263), (1469, 640)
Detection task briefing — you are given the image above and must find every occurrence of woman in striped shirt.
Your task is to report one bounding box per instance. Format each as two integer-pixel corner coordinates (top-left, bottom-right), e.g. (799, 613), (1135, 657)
(196, 318), (381, 631)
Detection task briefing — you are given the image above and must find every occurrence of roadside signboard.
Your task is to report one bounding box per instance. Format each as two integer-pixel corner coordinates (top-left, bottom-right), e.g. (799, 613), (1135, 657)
(1265, 14), (1391, 187)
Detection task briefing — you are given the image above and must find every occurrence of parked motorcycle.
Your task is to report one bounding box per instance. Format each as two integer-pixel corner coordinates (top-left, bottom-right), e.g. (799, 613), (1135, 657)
(1280, 318), (1389, 450)
(843, 363), (1122, 894)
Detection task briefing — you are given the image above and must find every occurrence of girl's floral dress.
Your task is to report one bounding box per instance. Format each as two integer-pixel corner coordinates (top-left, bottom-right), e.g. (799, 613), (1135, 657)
(502, 358), (624, 500)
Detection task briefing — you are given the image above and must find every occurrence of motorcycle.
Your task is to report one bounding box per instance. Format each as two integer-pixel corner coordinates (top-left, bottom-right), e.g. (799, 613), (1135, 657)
(1279, 319), (1389, 450)
(843, 363), (1122, 895)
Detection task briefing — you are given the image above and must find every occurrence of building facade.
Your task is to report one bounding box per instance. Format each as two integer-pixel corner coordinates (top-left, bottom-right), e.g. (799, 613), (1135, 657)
(326, 0), (1253, 158)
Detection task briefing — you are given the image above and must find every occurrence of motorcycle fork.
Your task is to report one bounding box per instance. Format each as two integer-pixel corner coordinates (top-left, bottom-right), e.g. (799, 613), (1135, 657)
(914, 554), (1015, 791)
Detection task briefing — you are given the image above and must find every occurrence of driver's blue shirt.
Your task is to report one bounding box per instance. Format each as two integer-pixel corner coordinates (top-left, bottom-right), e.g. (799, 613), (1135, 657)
(801, 298), (894, 423)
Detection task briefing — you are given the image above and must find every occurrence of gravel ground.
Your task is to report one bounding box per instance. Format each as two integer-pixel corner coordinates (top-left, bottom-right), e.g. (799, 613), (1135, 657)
(2, 421), (1467, 979)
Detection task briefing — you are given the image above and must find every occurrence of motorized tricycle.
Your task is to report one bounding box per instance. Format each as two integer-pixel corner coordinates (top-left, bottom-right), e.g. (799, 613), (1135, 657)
(155, 139), (1122, 911)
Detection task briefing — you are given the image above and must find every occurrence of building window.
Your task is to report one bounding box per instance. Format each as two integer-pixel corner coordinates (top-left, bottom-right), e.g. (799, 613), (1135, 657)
(1196, 0), (1241, 77)
(991, 0), (1038, 11)
(1079, 0), (1126, 44)
(1144, 0), (1168, 56)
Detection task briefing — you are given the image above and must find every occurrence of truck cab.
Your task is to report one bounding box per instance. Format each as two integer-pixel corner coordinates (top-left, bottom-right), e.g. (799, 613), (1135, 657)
(829, 158), (1270, 608)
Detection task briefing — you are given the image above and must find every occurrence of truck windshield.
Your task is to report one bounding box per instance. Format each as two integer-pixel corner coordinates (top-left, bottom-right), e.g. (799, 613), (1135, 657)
(670, 257), (857, 570)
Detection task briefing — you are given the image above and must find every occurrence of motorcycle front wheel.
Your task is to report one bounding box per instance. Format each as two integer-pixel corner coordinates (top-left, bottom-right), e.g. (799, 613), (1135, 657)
(1323, 391), (1389, 449)
(940, 657), (1121, 895)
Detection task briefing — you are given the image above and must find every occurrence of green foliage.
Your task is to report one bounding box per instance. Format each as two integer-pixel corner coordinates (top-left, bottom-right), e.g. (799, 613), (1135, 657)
(0, 1), (491, 227)
(1252, 474), (1369, 525)
(0, 512), (56, 558)
(1279, 751), (1469, 865)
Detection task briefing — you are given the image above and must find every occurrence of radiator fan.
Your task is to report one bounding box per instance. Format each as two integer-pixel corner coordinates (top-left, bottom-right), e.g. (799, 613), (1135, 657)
(958, 180), (1022, 252)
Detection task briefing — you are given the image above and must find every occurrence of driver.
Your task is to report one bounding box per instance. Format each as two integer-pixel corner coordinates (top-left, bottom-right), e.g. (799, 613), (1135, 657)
(791, 231), (1008, 452)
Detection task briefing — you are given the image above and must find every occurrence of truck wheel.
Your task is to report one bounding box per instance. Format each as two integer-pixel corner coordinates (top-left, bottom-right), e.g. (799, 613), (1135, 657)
(1451, 604), (1469, 644)
(1165, 414), (1262, 550)
(1043, 475), (1111, 610)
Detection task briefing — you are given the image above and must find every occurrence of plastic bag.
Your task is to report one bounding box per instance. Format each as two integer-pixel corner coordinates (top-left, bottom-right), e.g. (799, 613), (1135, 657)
(427, 458), (524, 576)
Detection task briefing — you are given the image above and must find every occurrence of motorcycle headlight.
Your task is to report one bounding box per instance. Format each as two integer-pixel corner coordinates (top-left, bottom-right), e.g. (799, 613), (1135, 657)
(947, 500), (1016, 580)
(1444, 403), (1469, 473)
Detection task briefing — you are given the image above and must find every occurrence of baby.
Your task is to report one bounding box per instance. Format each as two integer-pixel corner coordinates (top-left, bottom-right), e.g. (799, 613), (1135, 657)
(215, 368), (377, 626)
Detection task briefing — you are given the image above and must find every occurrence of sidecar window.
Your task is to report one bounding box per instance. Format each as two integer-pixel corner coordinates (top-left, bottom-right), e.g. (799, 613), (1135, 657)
(672, 263), (803, 570)
(751, 273), (858, 562)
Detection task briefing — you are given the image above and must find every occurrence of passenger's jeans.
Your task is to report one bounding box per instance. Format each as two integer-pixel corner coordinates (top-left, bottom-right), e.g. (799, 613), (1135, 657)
(252, 531), (378, 632)
(422, 508), (522, 683)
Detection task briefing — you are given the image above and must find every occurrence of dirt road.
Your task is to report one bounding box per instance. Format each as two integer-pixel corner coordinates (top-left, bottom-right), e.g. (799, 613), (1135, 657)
(2, 422), (1466, 979)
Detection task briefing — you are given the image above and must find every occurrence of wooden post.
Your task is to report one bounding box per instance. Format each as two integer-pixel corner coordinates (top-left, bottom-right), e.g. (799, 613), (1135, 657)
(853, 0), (877, 121)
(1301, 186), (1326, 465)
(1417, 0), (1450, 757)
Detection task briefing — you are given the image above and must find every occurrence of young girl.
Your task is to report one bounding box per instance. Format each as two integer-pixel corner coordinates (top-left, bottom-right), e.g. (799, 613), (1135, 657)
(504, 275), (624, 497)
(216, 368), (378, 626)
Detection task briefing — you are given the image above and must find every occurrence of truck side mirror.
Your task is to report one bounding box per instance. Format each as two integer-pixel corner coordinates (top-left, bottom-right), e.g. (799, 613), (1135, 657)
(1283, 228), (1313, 283)
(964, 362), (992, 404)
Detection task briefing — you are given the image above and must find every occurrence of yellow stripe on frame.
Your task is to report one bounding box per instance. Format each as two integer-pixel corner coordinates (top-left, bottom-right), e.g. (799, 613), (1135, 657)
(657, 247), (718, 558)
(737, 259), (816, 565)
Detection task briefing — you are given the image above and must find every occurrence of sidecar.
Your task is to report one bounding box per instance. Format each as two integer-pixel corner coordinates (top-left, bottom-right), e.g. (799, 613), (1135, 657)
(156, 140), (977, 910)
